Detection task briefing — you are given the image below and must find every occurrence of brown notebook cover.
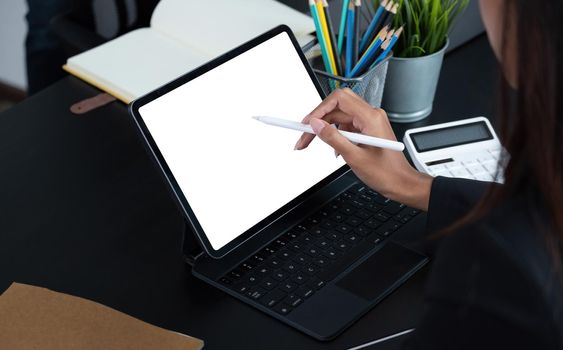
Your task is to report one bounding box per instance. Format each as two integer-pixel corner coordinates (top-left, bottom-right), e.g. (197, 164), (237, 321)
(0, 283), (204, 350)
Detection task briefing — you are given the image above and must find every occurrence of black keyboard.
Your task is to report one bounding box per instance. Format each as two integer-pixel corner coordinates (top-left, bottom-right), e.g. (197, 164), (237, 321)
(218, 183), (420, 316)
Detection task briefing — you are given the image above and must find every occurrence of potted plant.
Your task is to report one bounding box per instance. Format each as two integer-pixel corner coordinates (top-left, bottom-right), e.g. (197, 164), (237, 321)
(381, 0), (469, 122)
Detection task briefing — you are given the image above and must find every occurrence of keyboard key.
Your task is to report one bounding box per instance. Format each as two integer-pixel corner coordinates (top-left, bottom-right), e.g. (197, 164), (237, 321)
(282, 262), (298, 273)
(323, 246), (340, 258)
(335, 224), (352, 234)
(284, 231), (301, 240)
(250, 254), (265, 264)
(287, 242), (305, 252)
(309, 227), (327, 236)
(365, 203), (383, 213)
(321, 220), (336, 229)
(354, 226), (372, 236)
(284, 294), (304, 308)
(220, 277), (232, 285)
(314, 238), (331, 248)
(298, 234), (314, 245)
(345, 234), (360, 244)
(243, 274), (260, 285)
(295, 286), (315, 299)
(293, 253), (310, 265)
(239, 262), (255, 272)
(340, 205), (356, 216)
(268, 258), (282, 268)
(364, 218), (382, 229)
(407, 208), (420, 216)
(335, 240), (351, 251)
(247, 287), (267, 300)
(371, 194), (390, 205)
(276, 249), (293, 260)
(308, 277), (326, 290)
(376, 221), (401, 237)
(291, 273), (308, 285)
(280, 281), (298, 292)
(349, 200), (366, 209)
(302, 264), (318, 275)
(255, 266), (270, 276)
(313, 257), (329, 267)
(274, 238), (288, 247)
(233, 283), (250, 294)
(325, 231), (342, 240)
(260, 289), (287, 307)
(262, 246), (277, 256)
(374, 212), (390, 222)
(383, 201), (405, 215)
(305, 218), (321, 229)
(330, 212), (345, 222)
(346, 217), (362, 227)
(272, 270), (289, 281)
(273, 303), (292, 315)
(228, 270), (244, 280)
(305, 247), (321, 257)
(259, 277), (277, 290)
(347, 183), (365, 193)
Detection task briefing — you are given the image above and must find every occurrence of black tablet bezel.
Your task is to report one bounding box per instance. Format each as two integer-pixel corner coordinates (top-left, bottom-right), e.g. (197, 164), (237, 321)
(129, 25), (349, 258)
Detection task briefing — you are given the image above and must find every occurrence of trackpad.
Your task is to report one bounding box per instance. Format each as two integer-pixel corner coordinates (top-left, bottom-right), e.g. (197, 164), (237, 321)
(336, 242), (427, 301)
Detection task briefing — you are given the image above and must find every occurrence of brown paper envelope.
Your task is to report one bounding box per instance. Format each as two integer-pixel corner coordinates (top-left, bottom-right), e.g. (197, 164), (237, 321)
(0, 283), (204, 350)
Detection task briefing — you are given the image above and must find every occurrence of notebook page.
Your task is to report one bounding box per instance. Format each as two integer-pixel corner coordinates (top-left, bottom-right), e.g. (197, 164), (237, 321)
(66, 29), (209, 102)
(150, 0), (315, 57)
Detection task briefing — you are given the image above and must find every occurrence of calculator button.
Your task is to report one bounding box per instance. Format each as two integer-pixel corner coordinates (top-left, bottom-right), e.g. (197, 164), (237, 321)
(428, 164), (448, 172)
(481, 161), (499, 174)
(450, 167), (472, 178)
(462, 159), (480, 167)
(475, 173), (494, 181)
(488, 149), (501, 159)
(432, 169), (451, 177)
(466, 164), (487, 175)
(477, 156), (494, 163)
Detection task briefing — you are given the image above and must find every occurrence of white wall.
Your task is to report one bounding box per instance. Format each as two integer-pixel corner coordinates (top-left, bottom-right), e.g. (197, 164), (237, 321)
(0, 0), (28, 90)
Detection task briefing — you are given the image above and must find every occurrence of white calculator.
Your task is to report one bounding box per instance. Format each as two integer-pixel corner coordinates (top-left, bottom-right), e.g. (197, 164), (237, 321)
(403, 117), (506, 183)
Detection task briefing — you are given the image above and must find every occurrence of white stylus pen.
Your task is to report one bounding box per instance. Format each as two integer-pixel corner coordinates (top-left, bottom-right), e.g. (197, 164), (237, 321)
(253, 116), (405, 152)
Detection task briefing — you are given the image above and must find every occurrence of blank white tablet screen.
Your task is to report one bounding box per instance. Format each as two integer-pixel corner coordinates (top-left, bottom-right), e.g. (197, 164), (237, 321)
(138, 32), (345, 250)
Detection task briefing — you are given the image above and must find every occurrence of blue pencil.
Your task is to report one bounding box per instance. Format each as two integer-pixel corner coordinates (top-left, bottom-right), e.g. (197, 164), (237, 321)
(345, 2), (355, 77)
(372, 26), (403, 68)
(359, 0), (389, 53)
(350, 27), (390, 77)
(337, 0), (350, 56)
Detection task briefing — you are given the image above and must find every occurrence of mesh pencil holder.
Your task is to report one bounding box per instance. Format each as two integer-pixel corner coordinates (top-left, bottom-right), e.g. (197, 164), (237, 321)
(304, 43), (391, 108)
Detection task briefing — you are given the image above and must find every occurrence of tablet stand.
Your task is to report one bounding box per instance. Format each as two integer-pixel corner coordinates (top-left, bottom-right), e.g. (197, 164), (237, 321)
(181, 220), (206, 267)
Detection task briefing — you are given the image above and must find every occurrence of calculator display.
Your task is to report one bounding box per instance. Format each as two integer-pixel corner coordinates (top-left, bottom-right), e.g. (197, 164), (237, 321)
(411, 121), (493, 153)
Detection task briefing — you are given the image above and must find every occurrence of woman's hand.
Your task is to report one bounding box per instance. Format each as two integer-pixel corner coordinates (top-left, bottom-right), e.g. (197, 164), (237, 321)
(295, 88), (433, 211)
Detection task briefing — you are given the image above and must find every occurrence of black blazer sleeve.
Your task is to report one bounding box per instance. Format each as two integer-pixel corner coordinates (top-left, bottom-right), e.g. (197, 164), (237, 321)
(425, 176), (492, 233)
(401, 177), (560, 350)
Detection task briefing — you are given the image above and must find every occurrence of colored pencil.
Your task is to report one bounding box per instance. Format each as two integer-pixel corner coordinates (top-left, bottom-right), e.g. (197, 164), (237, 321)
(316, 0), (338, 75)
(322, 0), (343, 75)
(345, 1), (355, 77)
(350, 26), (390, 77)
(372, 25), (403, 67)
(337, 0), (350, 56)
(359, 0), (388, 53)
(353, 0), (362, 65)
(380, 2), (399, 32)
(309, 0), (332, 74)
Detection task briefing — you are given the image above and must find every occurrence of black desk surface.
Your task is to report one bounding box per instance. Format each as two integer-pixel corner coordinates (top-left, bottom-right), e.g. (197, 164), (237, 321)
(0, 35), (497, 349)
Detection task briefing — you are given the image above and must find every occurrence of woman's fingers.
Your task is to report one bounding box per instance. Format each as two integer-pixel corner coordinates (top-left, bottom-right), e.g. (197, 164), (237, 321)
(294, 110), (355, 150)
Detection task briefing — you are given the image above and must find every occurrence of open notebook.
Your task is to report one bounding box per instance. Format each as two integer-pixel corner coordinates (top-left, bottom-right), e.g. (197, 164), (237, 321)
(64, 0), (315, 103)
